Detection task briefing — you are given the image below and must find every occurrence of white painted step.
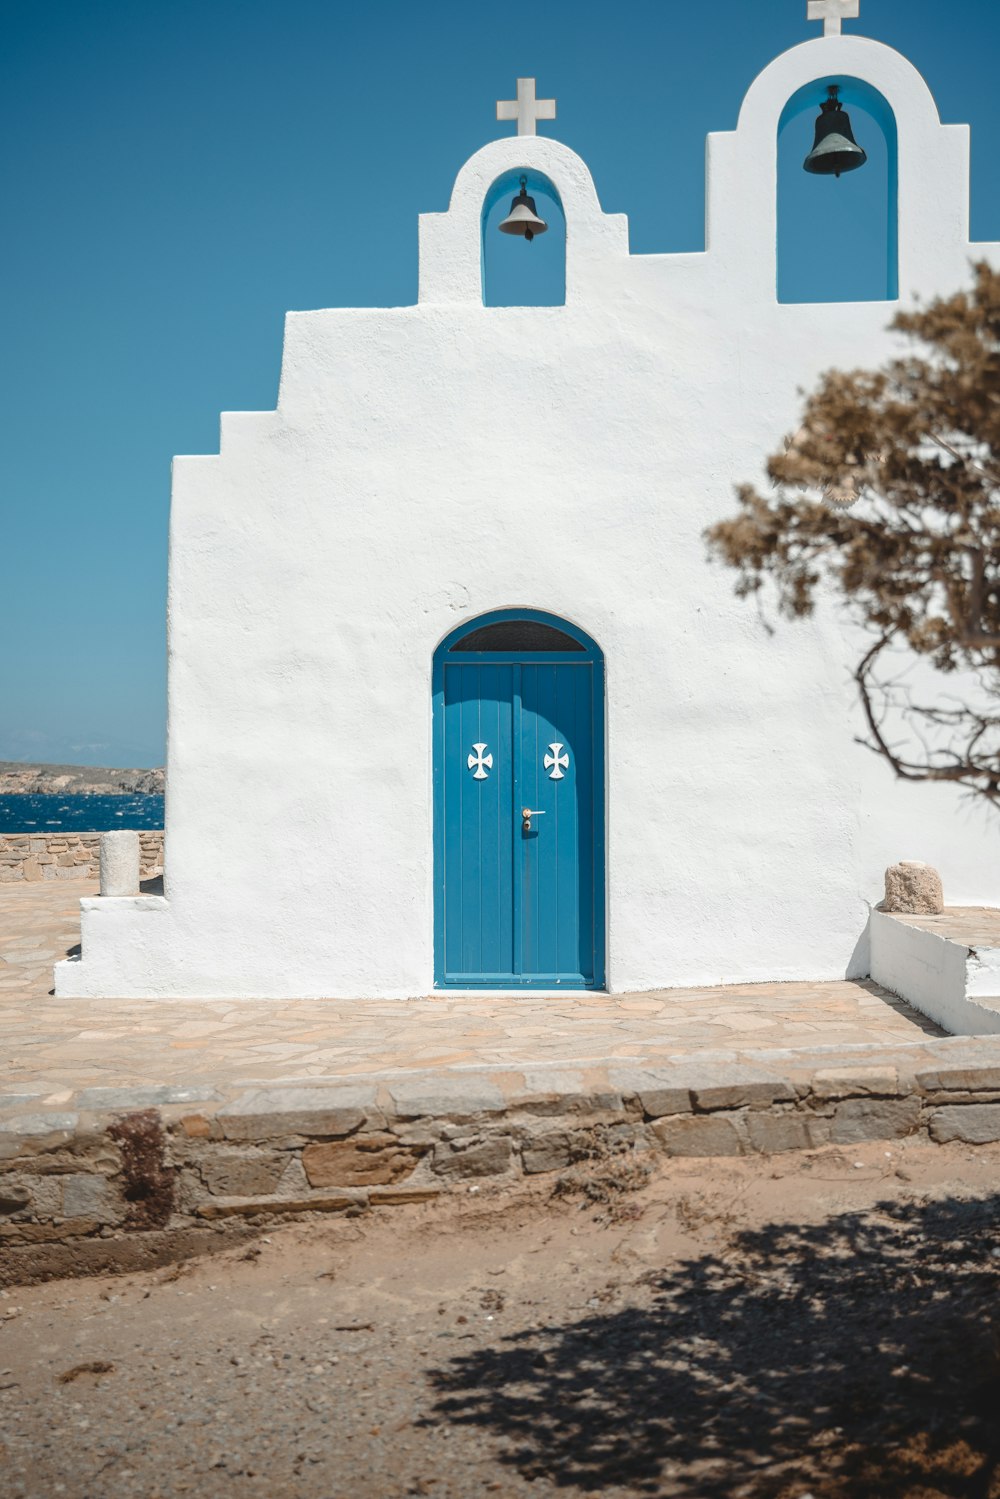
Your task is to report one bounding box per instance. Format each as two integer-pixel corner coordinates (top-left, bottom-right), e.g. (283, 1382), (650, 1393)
(870, 907), (1000, 1036)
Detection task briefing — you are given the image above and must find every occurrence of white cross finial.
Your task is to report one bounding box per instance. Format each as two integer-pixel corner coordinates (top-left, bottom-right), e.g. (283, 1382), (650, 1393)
(807, 0), (859, 36)
(496, 78), (556, 137)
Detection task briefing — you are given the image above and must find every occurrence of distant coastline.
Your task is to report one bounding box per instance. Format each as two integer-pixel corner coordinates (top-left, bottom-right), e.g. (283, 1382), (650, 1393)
(0, 762), (165, 796)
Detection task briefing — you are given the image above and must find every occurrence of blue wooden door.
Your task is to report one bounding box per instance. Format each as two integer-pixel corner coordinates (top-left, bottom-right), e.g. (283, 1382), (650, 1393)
(436, 636), (603, 989)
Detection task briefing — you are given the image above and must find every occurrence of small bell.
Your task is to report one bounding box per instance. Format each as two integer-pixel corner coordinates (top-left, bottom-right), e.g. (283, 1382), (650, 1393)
(498, 176), (548, 242)
(803, 86), (867, 178)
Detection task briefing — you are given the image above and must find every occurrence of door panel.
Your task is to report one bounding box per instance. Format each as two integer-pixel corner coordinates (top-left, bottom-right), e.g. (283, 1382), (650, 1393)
(438, 655), (601, 988)
(442, 663), (514, 982)
(519, 664), (595, 984)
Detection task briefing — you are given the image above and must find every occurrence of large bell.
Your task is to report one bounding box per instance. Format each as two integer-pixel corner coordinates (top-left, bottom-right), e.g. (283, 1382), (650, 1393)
(498, 176), (548, 242)
(803, 85), (867, 177)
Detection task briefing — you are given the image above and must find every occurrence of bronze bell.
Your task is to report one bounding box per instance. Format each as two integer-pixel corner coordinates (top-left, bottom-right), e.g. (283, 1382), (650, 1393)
(803, 85), (867, 177)
(498, 176), (548, 241)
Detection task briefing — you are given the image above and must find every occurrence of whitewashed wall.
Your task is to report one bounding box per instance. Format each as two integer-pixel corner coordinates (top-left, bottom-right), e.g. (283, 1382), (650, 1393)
(58, 35), (1000, 999)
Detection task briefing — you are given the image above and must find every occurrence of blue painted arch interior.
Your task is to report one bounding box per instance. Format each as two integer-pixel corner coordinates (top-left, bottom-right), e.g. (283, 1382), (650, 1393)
(481, 169), (566, 307)
(777, 76), (899, 304)
(433, 609), (605, 989)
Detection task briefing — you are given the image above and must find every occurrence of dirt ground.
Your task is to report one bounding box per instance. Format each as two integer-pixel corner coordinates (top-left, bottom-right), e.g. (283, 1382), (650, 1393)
(1, 1137), (998, 1499)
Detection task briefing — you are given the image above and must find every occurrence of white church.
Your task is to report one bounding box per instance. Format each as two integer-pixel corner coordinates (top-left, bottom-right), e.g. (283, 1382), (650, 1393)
(58, 1), (1000, 1001)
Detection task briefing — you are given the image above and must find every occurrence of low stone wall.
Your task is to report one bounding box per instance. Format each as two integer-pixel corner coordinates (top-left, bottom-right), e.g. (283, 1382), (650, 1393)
(0, 831), (163, 883)
(2, 1034), (999, 1284)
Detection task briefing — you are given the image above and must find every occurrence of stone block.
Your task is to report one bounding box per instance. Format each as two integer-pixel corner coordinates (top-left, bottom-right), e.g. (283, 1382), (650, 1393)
(302, 1134), (424, 1188)
(61, 1173), (119, 1223)
(508, 1071), (623, 1115)
(828, 1096), (920, 1144)
(0, 1218), (101, 1244)
(651, 1114), (744, 1157)
(606, 1068), (694, 1118)
(690, 1066), (795, 1112)
(28, 838), (46, 853)
(746, 1112), (829, 1154)
(21, 859), (42, 882)
(0, 1183), (31, 1213)
(195, 1147), (288, 1197)
(388, 1077), (507, 1121)
(57, 854), (76, 867)
(915, 1062), (1000, 1094)
(928, 1104), (1000, 1144)
(521, 1129), (591, 1174)
(76, 1084), (222, 1111)
(369, 1186), (442, 1206)
(196, 1192), (361, 1220)
(0, 1113), (78, 1137)
(811, 1066), (899, 1100)
(217, 1086), (380, 1141)
(883, 860), (944, 914)
(432, 1136), (514, 1179)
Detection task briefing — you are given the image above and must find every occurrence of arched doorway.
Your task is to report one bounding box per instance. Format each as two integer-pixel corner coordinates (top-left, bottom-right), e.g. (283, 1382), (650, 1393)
(433, 609), (605, 989)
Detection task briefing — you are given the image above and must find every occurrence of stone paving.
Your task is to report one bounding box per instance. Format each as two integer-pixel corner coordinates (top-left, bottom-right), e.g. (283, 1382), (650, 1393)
(0, 879), (944, 1104)
(888, 905), (1000, 947)
(7, 882), (1000, 1282)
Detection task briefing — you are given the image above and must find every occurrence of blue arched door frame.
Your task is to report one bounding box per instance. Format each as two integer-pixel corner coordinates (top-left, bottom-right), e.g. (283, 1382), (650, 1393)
(433, 608), (606, 989)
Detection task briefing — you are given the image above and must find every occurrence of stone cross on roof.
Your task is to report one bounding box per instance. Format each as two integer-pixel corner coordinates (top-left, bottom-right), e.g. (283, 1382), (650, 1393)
(807, 0), (860, 35)
(496, 78), (556, 137)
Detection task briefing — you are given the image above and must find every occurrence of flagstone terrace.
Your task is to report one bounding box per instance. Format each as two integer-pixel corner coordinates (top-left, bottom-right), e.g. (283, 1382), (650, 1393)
(6, 879), (1000, 1286)
(1, 880), (944, 1098)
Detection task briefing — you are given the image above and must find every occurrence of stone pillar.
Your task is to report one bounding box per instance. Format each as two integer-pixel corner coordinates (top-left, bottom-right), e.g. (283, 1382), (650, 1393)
(100, 831), (141, 897)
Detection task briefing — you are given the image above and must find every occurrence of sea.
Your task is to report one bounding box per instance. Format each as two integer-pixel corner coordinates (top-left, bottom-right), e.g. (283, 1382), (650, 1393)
(0, 794), (165, 834)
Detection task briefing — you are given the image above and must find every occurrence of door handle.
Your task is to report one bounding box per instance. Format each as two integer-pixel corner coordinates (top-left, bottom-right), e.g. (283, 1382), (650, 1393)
(521, 807), (546, 831)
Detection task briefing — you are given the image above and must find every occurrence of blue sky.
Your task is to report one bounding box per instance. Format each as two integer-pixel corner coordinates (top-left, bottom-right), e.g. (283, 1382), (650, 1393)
(3, 0), (999, 767)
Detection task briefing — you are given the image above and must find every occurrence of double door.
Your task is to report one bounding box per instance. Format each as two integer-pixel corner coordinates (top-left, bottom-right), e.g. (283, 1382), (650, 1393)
(436, 656), (603, 987)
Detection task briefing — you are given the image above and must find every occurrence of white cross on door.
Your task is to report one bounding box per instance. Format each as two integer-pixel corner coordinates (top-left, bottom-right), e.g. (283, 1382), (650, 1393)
(544, 743), (569, 780)
(467, 743), (493, 780)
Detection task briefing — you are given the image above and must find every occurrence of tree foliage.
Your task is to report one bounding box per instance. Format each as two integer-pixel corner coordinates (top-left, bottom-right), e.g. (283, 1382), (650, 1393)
(705, 261), (1000, 805)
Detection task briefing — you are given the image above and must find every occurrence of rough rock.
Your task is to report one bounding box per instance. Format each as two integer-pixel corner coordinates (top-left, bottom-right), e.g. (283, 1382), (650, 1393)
(690, 1067), (795, 1111)
(928, 1104), (1000, 1144)
(746, 1112), (829, 1153)
(651, 1114), (744, 1157)
(431, 1137), (514, 1178)
(811, 1066), (899, 1099)
(302, 1134), (423, 1188)
(521, 1129), (590, 1174)
(828, 1096), (920, 1143)
(195, 1147), (288, 1198)
(883, 860), (944, 914)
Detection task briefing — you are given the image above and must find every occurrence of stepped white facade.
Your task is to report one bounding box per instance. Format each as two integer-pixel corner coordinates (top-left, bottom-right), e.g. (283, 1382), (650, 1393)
(58, 21), (1000, 1000)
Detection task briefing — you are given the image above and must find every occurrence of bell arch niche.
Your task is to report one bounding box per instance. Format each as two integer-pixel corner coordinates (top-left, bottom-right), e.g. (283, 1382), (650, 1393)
(778, 77), (898, 303)
(432, 608), (605, 990)
(481, 169), (566, 307)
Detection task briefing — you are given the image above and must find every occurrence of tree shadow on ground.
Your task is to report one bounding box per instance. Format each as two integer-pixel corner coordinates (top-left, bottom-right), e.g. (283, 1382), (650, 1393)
(426, 1193), (1000, 1498)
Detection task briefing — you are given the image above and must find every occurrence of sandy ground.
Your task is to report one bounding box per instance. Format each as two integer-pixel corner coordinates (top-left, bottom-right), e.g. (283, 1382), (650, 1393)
(1, 1139), (998, 1499)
